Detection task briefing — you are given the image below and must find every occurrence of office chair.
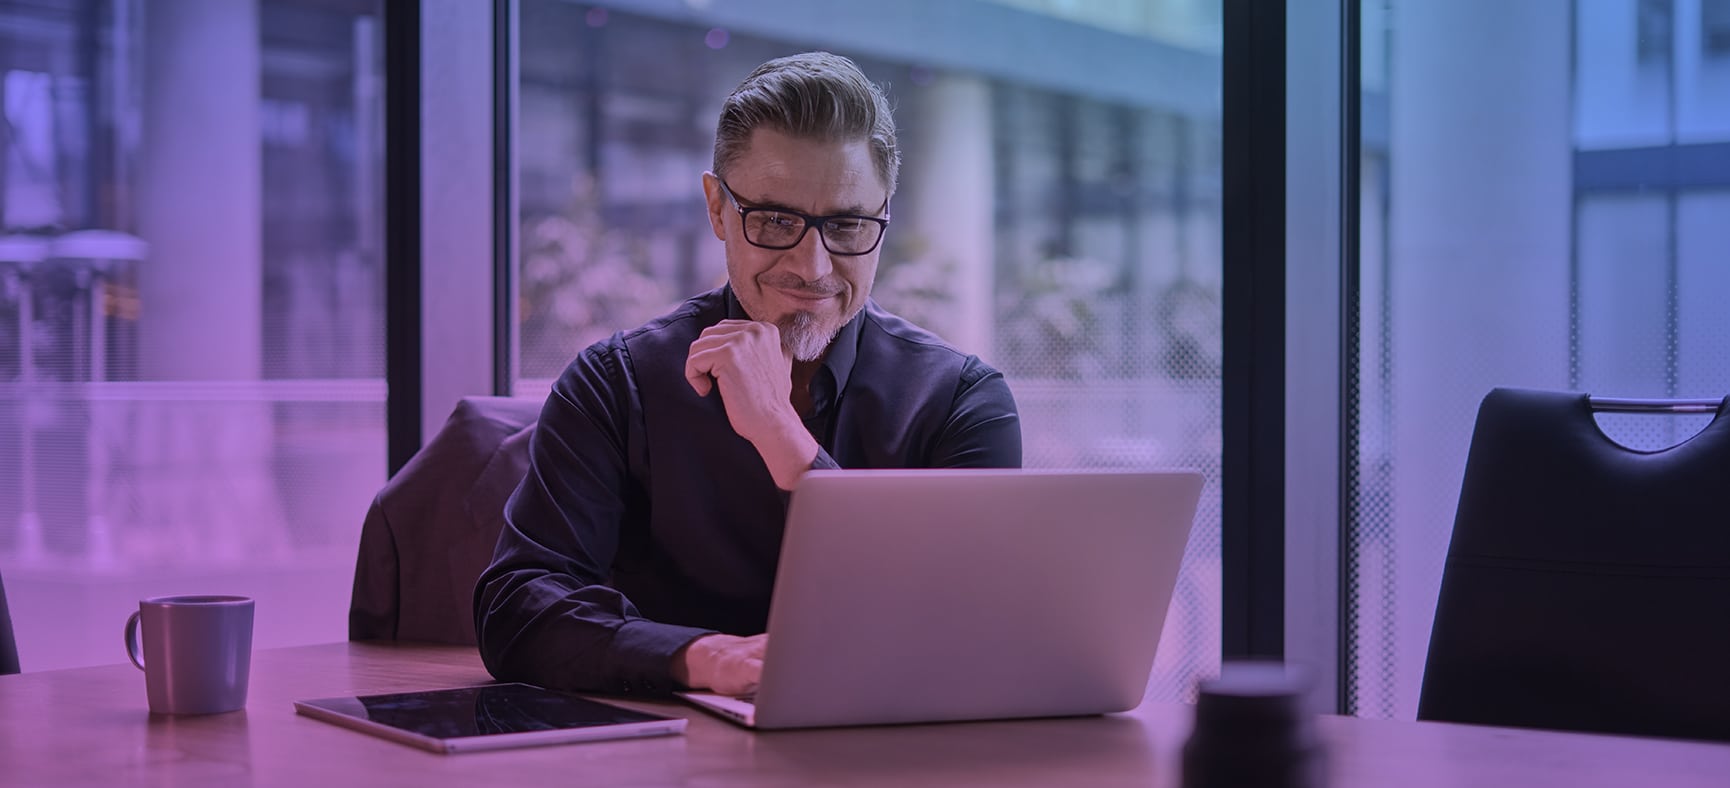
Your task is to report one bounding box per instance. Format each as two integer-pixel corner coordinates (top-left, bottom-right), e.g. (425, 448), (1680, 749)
(1, 566), (19, 674)
(1418, 387), (1730, 741)
(349, 396), (542, 645)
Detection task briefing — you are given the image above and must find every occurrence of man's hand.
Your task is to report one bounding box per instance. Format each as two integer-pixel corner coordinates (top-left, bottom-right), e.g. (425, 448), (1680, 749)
(684, 320), (795, 441)
(685, 320), (818, 489)
(671, 633), (767, 696)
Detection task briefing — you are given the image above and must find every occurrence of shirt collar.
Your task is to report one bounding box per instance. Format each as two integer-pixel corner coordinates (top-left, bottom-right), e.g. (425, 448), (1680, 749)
(723, 284), (863, 396)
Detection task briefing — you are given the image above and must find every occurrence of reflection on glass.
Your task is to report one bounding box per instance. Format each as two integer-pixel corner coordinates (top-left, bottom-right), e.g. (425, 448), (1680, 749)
(0, 0), (384, 671)
(515, 0), (1223, 701)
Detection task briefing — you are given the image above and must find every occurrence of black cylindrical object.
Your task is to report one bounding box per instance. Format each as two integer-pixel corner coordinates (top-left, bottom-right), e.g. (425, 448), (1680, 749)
(1182, 661), (1327, 788)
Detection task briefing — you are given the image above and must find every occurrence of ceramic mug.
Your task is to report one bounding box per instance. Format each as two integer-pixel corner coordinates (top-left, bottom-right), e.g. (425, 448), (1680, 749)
(123, 595), (254, 715)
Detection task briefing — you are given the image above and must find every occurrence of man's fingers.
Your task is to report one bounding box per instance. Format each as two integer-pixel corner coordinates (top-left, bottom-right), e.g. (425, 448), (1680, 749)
(687, 325), (770, 361)
(684, 338), (756, 397)
(693, 320), (755, 346)
(686, 368), (713, 396)
(685, 320), (782, 391)
(727, 658), (764, 696)
(695, 319), (778, 348)
(684, 347), (721, 396)
(686, 329), (752, 396)
(686, 332), (733, 356)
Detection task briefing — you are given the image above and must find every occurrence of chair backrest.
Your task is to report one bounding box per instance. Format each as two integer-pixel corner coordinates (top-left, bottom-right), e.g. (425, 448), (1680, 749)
(348, 395), (542, 645)
(1418, 387), (1730, 741)
(0, 566), (18, 674)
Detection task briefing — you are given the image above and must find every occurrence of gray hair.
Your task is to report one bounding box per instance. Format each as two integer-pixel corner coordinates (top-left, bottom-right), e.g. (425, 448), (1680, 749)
(713, 51), (900, 198)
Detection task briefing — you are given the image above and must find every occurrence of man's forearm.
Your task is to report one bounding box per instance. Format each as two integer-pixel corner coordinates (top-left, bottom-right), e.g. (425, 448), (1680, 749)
(484, 609), (712, 694)
(750, 420), (821, 491)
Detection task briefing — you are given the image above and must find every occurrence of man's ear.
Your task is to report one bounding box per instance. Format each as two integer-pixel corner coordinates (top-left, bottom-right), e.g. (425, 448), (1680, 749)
(701, 172), (727, 242)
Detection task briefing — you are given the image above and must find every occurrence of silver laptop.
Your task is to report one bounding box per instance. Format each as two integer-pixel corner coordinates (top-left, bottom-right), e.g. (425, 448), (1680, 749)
(678, 468), (1202, 730)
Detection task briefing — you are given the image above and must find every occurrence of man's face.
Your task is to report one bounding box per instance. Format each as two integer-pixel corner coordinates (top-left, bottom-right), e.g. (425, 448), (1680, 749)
(703, 127), (888, 361)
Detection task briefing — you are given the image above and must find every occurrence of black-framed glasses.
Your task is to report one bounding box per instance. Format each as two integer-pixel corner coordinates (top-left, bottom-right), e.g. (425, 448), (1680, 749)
(718, 177), (890, 256)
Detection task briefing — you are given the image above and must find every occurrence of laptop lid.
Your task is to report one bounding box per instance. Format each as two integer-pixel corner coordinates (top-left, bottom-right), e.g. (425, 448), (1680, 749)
(745, 468), (1201, 729)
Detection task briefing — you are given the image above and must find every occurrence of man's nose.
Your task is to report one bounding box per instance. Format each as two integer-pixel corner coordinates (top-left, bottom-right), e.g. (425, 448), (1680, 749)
(781, 226), (834, 281)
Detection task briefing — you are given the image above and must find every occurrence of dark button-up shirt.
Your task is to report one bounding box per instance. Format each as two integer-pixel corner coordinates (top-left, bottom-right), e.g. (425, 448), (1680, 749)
(474, 286), (1021, 695)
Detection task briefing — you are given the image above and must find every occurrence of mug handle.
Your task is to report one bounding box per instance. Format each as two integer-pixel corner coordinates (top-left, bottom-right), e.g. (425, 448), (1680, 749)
(124, 611), (145, 671)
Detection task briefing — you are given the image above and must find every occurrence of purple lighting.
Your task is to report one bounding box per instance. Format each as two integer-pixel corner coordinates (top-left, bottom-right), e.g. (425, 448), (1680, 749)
(586, 8), (607, 28)
(704, 28), (730, 50)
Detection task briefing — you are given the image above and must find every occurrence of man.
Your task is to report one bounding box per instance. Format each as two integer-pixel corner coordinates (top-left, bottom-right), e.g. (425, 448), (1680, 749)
(474, 52), (1021, 698)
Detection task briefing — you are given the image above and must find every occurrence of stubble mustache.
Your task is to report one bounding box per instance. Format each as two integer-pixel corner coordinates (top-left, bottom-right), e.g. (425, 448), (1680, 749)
(757, 273), (844, 298)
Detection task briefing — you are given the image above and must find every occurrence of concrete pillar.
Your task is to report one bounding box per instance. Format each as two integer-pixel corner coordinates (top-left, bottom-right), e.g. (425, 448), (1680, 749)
(1385, 0), (1573, 716)
(135, 0), (282, 562)
(900, 73), (995, 360)
(138, 0), (261, 381)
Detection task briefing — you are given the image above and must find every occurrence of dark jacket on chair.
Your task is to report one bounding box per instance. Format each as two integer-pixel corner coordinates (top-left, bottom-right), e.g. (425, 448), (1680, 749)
(348, 396), (541, 645)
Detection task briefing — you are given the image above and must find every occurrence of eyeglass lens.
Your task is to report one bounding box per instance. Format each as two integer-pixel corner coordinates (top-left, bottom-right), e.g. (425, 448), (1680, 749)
(743, 210), (882, 254)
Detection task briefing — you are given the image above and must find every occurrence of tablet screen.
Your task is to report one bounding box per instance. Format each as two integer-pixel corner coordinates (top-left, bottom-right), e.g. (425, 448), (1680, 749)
(295, 683), (684, 751)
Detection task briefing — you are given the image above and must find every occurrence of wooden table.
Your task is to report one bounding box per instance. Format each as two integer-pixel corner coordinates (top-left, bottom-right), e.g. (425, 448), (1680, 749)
(2, 641), (1728, 787)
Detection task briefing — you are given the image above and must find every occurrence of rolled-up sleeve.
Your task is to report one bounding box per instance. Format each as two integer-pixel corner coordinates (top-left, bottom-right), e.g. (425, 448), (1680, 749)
(473, 342), (713, 694)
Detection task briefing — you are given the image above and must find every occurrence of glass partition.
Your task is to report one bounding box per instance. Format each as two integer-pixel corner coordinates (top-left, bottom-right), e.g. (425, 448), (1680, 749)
(1348, 0), (1730, 718)
(0, 0), (385, 670)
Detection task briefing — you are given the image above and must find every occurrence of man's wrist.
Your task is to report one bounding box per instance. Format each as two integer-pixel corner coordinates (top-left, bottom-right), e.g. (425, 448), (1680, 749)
(751, 417), (819, 491)
(671, 634), (716, 689)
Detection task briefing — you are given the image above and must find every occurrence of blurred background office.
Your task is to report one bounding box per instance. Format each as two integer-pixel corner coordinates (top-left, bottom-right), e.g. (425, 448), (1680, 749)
(0, 0), (1723, 726)
(0, 0), (387, 668)
(0, 0), (1228, 702)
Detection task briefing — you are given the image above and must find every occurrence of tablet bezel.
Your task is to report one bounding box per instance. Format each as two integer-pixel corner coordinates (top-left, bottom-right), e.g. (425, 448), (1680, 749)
(293, 682), (687, 754)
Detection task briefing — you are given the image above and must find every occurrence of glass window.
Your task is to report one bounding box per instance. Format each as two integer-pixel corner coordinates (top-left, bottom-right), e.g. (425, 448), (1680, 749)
(1680, 0), (1730, 139)
(513, 0), (1223, 701)
(1705, 0), (1730, 55)
(1577, 0), (1673, 148)
(1639, 0), (1674, 63)
(0, 0), (384, 670)
(1678, 192), (1730, 395)
(1577, 195), (1670, 397)
(1349, 0), (1730, 718)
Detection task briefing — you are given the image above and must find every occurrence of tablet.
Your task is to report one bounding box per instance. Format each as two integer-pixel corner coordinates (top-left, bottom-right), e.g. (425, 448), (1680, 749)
(293, 683), (687, 754)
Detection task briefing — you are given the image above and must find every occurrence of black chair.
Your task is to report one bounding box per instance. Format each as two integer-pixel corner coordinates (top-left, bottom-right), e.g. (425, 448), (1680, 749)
(348, 396), (542, 645)
(1418, 387), (1730, 741)
(1, 566), (19, 674)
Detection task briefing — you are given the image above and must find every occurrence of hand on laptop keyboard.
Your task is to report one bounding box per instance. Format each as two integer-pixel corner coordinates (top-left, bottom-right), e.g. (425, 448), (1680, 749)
(672, 633), (768, 696)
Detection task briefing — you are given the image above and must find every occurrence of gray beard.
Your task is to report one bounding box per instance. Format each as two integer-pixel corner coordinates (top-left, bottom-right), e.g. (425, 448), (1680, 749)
(779, 310), (841, 362)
